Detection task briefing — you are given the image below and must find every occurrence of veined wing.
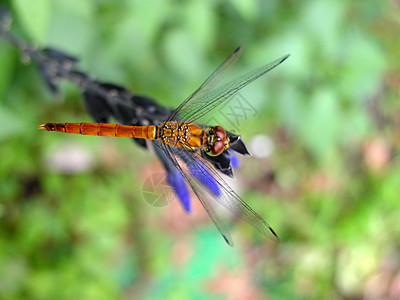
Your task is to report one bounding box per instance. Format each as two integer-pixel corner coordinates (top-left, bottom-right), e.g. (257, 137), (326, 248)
(167, 47), (243, 122)
(179, 145), (279, 241)
(157, 141), (278, 245)
(170, 52), (289, 124)
(155, 141), (234, 246)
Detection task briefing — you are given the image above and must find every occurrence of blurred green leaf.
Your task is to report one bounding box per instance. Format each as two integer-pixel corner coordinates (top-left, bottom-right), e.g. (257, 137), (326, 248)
(298, 88), (341, 162)
(162, 29), (204, 79)
(229, 0), (257, 21)
(0, 107), (25, 141)
(12, 0), (52, 43)
(0, 41), (16, 99)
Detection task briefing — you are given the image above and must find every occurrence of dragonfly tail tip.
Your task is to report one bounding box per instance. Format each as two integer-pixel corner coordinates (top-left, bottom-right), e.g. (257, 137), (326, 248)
(38, 124), (46, 130)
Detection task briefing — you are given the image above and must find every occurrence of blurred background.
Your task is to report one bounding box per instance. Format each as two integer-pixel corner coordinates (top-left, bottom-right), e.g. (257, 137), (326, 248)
(0, 0), (398, 299)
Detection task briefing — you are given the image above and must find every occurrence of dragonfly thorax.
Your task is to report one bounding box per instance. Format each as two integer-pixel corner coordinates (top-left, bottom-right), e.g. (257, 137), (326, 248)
(205, 126), (230, 156)
(158, 122), (229, 155)
(159, 121), (204, 149)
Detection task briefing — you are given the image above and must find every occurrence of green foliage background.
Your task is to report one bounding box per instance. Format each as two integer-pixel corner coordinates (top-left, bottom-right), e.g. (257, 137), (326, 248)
(0, 0), (398, 299)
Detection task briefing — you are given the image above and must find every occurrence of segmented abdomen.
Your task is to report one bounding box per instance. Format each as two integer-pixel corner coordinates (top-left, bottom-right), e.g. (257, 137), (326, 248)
(39, 122), (157, 139)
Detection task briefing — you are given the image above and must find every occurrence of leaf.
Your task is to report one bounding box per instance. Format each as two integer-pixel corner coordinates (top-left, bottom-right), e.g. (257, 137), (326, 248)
(230, 0), (258, 21)
(184, 0), (216, 51)
(0, 41), (16, 99)
(0, 106), (25, 141)
(12, 0), (52, 43)
(162, 29), (204, 79)
(299, 88), (340, 163)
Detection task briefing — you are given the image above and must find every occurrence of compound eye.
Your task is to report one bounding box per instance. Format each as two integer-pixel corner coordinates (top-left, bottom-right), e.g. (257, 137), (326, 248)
(210, 140), (225, 156)
(214, 126), (226, 140)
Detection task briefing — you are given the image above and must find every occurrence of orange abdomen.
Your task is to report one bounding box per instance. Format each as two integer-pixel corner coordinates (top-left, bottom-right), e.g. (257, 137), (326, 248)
(39, 122), (157, 140)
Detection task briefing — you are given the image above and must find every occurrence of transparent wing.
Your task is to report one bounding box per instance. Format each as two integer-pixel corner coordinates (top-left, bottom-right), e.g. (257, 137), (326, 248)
(155, 141), (234, 246)
(156, 140), (278, 244)
(178, 146), (279, 241)
(169, 52), (290, 124)
(166, 47), (243, 122)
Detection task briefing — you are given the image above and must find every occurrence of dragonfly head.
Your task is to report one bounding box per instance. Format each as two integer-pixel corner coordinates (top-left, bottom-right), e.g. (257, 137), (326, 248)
(206, 126), (230, 156)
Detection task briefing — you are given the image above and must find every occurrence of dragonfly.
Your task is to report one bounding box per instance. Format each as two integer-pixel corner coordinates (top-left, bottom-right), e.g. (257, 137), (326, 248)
(39, 47), (289, 246)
